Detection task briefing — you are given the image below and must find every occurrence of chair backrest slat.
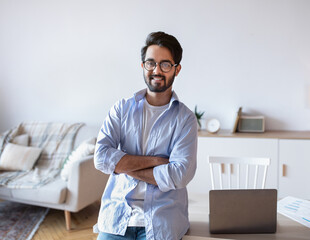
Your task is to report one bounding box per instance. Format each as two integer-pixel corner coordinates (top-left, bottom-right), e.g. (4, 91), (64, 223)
(262, 165), (268, 189)
(245, 164), (249, 189)
(254, 165), (259, 189)
(237, 164), (240, 188)
(210, 163), (215, 189)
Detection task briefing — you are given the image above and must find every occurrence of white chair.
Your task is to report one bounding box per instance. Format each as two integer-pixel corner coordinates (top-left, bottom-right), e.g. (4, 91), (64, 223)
(208, 156), (270, 190)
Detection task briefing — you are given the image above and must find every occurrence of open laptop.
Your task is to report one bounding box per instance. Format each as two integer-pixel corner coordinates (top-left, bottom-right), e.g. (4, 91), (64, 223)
(209, 189), (277, 234)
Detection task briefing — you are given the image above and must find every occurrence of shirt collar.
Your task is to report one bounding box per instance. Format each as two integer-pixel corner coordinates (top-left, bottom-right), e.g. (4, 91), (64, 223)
(134, 88), (179, 106)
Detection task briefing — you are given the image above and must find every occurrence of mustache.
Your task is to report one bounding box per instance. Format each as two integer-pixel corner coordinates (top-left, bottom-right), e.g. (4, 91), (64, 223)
(150, 74), (166, 80)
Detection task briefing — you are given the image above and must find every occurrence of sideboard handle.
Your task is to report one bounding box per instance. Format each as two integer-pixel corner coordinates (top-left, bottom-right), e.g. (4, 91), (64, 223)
(221, 163), (225, 174)
(282, 164), (287, 177)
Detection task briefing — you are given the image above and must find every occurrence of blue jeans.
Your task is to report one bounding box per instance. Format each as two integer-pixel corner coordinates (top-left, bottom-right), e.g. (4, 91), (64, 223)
(97, 227), (146, 240)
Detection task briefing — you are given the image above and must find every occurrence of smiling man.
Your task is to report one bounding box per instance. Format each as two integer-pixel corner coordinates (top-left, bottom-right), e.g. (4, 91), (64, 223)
(94, 32), (198, 240)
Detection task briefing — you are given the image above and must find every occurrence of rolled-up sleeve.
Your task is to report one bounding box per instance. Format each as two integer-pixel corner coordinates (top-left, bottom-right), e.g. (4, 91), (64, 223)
(153, 113), (198, 192)
(94, 100), (127, 175)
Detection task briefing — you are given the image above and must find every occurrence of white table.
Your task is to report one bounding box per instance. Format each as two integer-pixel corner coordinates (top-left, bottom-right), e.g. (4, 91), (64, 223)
(185, 193), (310, 240)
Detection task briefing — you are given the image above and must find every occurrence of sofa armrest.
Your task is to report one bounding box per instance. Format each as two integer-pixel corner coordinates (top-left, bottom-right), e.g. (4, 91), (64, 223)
(65, 155), (109, 212)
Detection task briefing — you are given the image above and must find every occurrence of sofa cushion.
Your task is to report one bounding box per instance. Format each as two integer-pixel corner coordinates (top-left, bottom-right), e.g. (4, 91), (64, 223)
(0, 143), (42, 171)
(61, 138), (96, 181)
(12, 134), (29, 146)
(11, 177), (67, 204)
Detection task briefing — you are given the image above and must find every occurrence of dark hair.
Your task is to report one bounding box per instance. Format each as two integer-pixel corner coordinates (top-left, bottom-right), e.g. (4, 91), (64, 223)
(141, 32), (183, 64)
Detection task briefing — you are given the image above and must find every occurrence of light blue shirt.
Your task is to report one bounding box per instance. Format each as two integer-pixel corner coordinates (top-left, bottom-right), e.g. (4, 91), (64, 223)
(93, 89), (198, 240)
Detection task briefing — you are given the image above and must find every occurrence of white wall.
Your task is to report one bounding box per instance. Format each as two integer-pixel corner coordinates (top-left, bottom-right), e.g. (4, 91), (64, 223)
(1, 0), (310, 133)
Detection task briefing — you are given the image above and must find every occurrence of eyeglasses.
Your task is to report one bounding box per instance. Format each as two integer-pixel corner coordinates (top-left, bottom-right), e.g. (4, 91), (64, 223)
(143, 60), (178, 73)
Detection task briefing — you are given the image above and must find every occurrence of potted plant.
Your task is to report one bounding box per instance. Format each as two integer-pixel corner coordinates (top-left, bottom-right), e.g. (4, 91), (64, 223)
(194, 105), (205, 130)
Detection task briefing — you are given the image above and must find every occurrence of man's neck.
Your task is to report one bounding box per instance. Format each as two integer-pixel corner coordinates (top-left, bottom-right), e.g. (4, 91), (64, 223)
(146, 89), (172, 106)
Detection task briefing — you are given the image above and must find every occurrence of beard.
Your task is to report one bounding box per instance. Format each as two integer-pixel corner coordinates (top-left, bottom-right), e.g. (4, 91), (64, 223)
(143, 72), (175, 93)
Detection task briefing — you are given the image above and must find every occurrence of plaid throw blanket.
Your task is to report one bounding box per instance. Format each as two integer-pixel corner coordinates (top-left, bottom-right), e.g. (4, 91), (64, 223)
(0, 122), (84, 188)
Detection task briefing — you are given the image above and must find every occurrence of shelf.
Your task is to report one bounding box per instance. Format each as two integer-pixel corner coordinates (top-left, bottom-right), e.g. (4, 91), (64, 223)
(198, 129), (310, 140)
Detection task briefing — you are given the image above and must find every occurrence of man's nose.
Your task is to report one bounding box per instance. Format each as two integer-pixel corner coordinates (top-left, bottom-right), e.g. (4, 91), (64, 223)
(153, 63), (163, 74)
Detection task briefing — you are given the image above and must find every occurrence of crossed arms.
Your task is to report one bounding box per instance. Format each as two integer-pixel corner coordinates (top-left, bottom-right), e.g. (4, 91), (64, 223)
(114, 155), (169, 186)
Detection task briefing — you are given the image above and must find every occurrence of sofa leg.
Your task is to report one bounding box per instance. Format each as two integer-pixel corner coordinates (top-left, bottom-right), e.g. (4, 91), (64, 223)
(64, 210), (71, 230)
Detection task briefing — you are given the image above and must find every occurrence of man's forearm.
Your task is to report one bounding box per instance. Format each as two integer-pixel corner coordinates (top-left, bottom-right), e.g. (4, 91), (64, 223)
(114, 154), (169, 174)
(126, 167), (157, 186)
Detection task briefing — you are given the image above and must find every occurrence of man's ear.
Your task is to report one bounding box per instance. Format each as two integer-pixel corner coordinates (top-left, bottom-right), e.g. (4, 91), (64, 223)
(141, 62), (144, 69)
(175, 64), (182, 76)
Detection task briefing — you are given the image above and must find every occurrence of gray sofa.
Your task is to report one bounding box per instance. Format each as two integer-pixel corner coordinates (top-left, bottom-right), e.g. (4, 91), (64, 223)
(0, 124), (109, 230)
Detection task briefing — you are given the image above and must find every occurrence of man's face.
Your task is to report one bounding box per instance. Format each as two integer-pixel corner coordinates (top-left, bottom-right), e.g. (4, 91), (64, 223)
(142, 45), (181, 93)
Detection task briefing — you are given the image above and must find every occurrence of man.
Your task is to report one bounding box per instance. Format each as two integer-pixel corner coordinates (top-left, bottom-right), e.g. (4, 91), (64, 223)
(94, 31), (197, 240)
